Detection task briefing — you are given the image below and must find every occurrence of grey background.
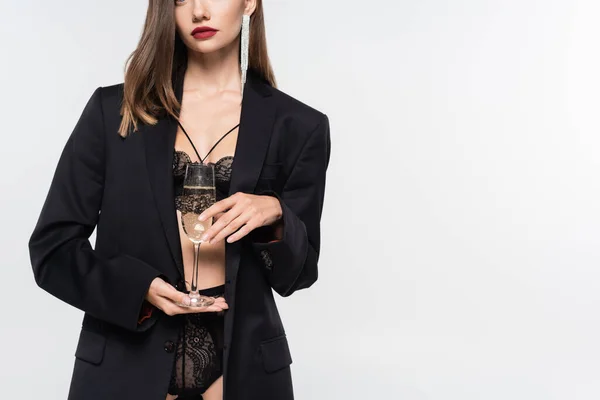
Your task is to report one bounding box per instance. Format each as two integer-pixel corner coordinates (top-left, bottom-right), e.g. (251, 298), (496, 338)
(2, 0), (600, 399)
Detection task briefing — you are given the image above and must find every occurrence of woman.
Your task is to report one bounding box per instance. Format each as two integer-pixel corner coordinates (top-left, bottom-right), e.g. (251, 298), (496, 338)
(27, 0), (331, 399)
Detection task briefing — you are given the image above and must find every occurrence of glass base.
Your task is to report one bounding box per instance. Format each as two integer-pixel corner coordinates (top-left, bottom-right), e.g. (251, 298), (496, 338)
(177, 293), (215, 308)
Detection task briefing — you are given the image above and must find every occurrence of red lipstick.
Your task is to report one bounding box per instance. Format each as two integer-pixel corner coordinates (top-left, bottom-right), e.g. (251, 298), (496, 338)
(191, 26), (218, 39)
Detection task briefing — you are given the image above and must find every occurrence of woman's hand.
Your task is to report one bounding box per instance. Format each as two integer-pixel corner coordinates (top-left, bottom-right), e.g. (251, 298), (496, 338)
(145, 277), (228, 316)
(198, 192), (283, 244)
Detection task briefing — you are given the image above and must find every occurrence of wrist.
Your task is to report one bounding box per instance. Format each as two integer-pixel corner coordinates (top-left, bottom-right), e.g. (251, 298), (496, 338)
(271, 197), (284, 238)
(271, 196), (283, 220)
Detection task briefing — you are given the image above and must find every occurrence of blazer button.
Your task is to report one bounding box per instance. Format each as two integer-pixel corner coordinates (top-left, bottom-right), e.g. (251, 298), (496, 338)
(164, 340), (175, 353)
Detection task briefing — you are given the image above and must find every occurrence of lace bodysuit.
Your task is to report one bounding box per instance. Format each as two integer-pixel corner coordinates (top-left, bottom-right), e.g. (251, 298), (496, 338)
(167, 120), (238, 399)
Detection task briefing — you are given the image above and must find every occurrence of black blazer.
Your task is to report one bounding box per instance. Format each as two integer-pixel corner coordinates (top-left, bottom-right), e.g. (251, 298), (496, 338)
(28, 69), (331, 400)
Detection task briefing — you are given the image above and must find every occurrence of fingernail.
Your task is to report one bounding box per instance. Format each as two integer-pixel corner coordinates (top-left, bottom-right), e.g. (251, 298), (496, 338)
(198, 214), (205, 221)
(201, 234), (209, 242)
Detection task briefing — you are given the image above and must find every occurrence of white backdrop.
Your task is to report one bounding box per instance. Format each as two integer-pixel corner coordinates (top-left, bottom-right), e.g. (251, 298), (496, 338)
(2, 0), (600, 399)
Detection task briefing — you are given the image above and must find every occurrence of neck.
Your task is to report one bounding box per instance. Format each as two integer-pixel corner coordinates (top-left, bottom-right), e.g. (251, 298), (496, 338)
(184, 37), (242, 96)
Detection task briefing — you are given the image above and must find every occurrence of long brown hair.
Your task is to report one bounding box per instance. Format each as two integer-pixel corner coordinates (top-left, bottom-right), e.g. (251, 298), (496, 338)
(118, 0), (276, 137)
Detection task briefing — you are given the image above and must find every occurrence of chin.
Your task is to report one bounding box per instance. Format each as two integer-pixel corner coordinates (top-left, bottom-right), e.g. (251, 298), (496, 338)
(191, 42), (225, 54)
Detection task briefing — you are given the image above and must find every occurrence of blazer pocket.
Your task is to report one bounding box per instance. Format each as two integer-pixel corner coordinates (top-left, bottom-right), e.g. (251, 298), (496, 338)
(259, 334), (293, 373)
(74, 328), (107, 365)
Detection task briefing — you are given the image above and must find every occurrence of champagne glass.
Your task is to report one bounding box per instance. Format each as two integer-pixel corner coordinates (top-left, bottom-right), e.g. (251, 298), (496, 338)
(179, 163), (216, 307)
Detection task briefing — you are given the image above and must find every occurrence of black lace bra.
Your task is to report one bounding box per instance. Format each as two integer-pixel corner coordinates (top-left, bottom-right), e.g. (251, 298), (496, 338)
(173, 152), (233, 207)
(172, 121), (238, 209)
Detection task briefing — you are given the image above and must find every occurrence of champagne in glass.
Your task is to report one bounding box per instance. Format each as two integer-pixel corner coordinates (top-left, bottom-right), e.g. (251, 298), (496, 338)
(180, 163), (216, 307)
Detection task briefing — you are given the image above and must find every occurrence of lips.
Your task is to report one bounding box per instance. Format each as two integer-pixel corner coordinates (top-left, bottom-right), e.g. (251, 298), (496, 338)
(191, 26), (218, 39)
(191, 26), (217, 35)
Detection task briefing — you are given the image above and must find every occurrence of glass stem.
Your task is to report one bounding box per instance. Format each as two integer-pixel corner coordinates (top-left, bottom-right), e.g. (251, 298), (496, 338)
(191, 241), (200, 293)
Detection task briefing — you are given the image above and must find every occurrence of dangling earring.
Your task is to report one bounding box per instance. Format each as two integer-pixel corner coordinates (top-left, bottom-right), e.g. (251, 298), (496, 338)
(240, 14), (250, 100)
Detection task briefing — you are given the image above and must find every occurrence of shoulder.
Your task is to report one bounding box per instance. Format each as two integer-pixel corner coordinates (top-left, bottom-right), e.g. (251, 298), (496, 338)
(97, 82), (125, 110)
(266, 85), (330, 146)
(262, 85), (330, 168)
(83, 83), (125, 134)
(269, 85), (328, 127)
(79, 83), (124, 118)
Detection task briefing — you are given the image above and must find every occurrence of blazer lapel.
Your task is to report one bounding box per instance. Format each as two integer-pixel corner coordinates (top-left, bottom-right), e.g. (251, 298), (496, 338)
(224, 70), (276, 298)
(141, 69), (276, 282)
(141, 104), (183, 279)
(228, 71), (276, 197)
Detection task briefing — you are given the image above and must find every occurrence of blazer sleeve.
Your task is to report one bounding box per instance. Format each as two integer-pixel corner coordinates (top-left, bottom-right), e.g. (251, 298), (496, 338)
(28, 87), (165, 333)
(251, 114), (331, 297)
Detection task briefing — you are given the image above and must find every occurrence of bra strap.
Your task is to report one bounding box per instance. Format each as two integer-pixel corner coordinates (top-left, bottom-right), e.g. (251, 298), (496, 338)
(177, 120), (239, 164)
(177, 120), (202, 162)
(201, 123), (239, 163)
